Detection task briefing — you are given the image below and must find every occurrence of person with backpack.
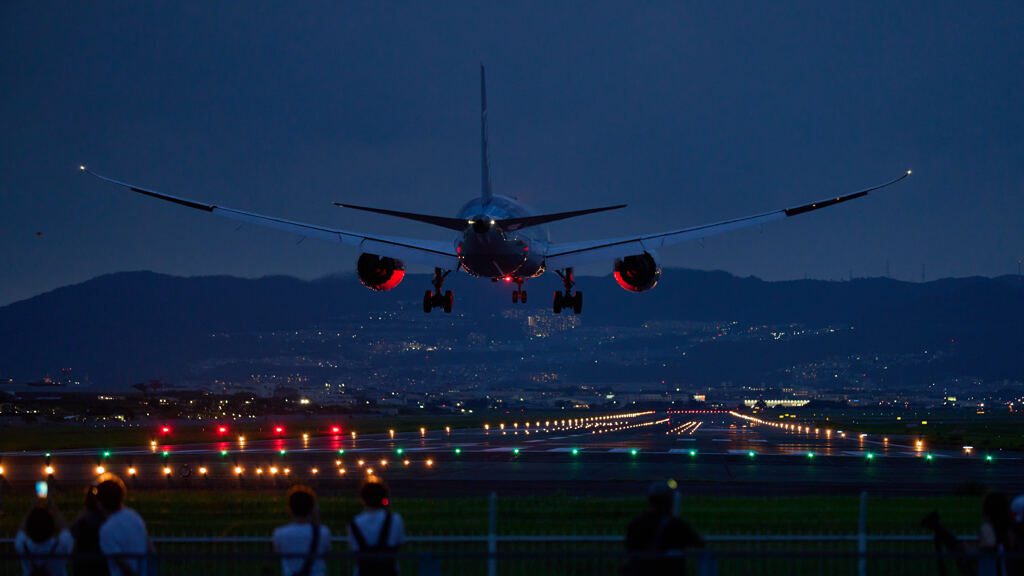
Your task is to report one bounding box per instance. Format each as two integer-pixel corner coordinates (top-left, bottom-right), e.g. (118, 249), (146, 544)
(348, 478), (405, 576)
(15, 496), (74, 576)
(623, 480), (704, 576)
(70, 484), (109, 576)
(273, 485), (331, 576)
(96, 474), (153, 576)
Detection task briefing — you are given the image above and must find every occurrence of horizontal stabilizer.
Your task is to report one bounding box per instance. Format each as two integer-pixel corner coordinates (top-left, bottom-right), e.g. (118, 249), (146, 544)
(498, 205), (627, 231)
(333, 203), (469, 231)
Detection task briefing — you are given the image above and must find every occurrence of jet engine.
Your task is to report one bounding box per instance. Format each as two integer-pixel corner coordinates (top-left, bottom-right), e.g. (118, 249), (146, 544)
(613, 252), (661, 292)
(357, 253), (406, 291)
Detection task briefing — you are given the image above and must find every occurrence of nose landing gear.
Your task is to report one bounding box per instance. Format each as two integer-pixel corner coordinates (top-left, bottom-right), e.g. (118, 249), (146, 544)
(511, 277), (527, 304)
(553, 268), (582, 314)
(423, 268), (453, 313)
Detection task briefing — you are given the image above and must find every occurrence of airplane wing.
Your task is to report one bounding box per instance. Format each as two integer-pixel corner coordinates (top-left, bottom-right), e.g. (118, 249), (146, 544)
(81, 167), (459, 269)
(543, 171), (911, 270)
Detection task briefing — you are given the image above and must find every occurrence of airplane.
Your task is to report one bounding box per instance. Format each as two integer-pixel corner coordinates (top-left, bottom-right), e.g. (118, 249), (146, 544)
(82, 66), (911, 315)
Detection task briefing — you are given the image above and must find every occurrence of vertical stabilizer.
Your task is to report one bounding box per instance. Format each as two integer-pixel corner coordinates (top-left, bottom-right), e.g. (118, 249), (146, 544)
(480, 64), (493, 205)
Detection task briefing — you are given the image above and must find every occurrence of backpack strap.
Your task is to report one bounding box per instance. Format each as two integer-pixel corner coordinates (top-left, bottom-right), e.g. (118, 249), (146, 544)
(650, 515), (672, 551)
(377, 511), (393, 550)
(349, 518), (370, 550)
(291, 522), (320, 576)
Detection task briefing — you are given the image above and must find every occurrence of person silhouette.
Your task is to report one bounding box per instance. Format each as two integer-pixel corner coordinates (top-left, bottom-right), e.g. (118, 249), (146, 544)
(623, 480), (704, 575)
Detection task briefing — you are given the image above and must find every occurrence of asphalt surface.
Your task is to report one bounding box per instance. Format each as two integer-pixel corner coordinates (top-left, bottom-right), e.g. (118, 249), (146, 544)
(1, 412), (1020, 497)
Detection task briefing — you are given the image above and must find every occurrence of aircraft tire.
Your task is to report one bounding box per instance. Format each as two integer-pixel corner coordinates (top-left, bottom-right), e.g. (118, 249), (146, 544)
(512, 290), (519, 303)
(423, 290), (433, 313)
(443, 290), (453, 313)
(521, 290), (527, 303)
(572, 291), (583, 314)
(553, 291), (563, 313)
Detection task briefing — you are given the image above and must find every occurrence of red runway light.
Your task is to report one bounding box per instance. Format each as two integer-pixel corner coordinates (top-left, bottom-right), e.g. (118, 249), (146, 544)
(161, 427), (171, 434)
(274, 426), (284, 434)
(218, 426), (227, 433)
(331, 426), (341, 434)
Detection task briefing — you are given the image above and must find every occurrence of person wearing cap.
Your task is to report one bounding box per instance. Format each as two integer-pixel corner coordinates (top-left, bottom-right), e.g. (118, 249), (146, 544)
(623, 480), (703, 575)
(347, 477), (405, 576)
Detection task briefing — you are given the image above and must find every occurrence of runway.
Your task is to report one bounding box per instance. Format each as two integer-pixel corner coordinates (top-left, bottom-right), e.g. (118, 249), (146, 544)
(1, 411), (1019, 496)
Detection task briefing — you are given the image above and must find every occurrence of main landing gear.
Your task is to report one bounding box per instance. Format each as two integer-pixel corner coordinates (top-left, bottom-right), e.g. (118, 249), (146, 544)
(553, 268), (582, 314)
(423, 268), (453, 313)
(511, 277), (527, 304)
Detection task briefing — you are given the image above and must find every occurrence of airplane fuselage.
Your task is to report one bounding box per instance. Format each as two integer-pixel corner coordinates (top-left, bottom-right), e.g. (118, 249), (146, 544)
(455, 195), (547, 279)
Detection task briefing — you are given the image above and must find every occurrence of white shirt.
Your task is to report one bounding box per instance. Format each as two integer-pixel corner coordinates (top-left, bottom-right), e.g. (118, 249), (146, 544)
(272, 522), (331, 576)
(15, 529), (74, 576)
(347, 509), (405, 550)
(99, 507), (149, 576)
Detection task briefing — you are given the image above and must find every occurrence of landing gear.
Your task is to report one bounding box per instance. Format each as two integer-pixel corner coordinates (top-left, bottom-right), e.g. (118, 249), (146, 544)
(423, 268), (453, 313)
(511, 277), (527, 304)
(554, 268), (582, 314)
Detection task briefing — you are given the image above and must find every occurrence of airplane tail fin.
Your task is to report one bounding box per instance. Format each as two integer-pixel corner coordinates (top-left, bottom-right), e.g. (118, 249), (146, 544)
(481, 64), (493, 206)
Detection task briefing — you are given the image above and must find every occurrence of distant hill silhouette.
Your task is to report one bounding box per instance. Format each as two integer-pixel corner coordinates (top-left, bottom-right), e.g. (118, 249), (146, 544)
(1, 269), (1021, 387)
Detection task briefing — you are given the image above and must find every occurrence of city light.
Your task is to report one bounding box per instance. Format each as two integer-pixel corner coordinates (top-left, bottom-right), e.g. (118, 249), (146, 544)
(403, 460), (410, 466)
(365, 468), (374, 475)
(379, 459), (388, 467)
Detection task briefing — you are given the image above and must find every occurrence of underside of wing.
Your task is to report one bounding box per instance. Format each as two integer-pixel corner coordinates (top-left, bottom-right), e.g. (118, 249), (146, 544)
(81, 167), (459, 269)
(544, 171), (911, 270)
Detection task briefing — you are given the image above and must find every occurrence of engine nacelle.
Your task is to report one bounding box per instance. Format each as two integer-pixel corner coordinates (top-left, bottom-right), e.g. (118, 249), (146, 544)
(357, 253), (405, 291)
(613, 252), (661, 292)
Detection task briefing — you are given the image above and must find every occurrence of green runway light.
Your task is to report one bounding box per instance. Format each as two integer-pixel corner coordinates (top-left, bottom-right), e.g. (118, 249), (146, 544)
(571, 448), (580, 456)
(161, 451), (169, 458)
(630, 449), (639, 456)
(338, 450), (345, 455)
(512, 448), (520, 455)
(220, 451), (228, 456)
(396, 448), (404, 455)
(103, 451), (111, 458)
(689, 449), (697, 457)
(748, 451), (756, 458)
(807, 452), (814, 459)
(985, 454), (993, 462)
(866, 452), (874, 460)
(925, 453), (933, 461)
(279, 450), (286, 455)
(44, 453), (51, 458)
(454, 448), (462, 455)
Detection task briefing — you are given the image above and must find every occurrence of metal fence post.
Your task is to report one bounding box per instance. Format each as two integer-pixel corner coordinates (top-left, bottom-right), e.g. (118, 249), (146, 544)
(858, 491), (867, 576)
(488, 492), (498, 576)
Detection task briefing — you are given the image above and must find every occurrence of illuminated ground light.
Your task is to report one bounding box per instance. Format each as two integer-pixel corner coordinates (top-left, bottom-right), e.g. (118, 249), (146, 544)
(338, 468), (346, 475)
(985, 455), (994, 462)
(270, 467), (278, 475)
(234, 467), (244, 475)
(426, 459), (434, 467)
(420, 427), (426, 436)
(310, 468), (319, 475)
(220, 451), (228, 457)
(748, 451), (756, 458)
(199, 467), (208, 475)
(445, 426), (451, 434)
(128, 467), (136, 476)
(865, 452), (874, 460)
(218, 426), (227, 434)
(302, 434), (309, 441)
(630, 449), (639, 456)
(403, 460), (410, 466)
(338, 449), (346, 455)
(365, 468), (374, 475)
(806, 452), (815, 459)
(689, 450), (697, 457)
(454, 448), (462, 455)
(396, 448), (404, 455)
(351, 432), (357, 439)
(163, 467), (172, 476)
(0, 465), (5, 475)
(150, 441), (157, 449)
(45, 466), (54, 476)
(925, 454), (934, 461)
(331, 426), (341, 434)
(512, 448), (520, 456)
(571, 448), (580, 456)
(95, 466), (105, 475)
(389, 429), (395, 439)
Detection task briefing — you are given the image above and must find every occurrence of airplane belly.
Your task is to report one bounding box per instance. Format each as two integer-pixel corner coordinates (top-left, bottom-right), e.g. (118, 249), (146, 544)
(459, 232), (543, 279)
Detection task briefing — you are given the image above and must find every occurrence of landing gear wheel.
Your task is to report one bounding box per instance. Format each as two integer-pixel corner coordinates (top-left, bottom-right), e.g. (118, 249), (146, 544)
(553, 291), (563, 313)
(520, 290), (527, 303)
(572, 291), (583, 314)
(512, 290), (519, 304)
(423, 290), (433, 313)
(443, 290), (453, 313)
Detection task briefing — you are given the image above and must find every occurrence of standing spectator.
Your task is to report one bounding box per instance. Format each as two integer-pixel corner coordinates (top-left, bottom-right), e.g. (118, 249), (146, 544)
(1008, 495), (1024, 576)
(348, 478), (405, 576)
(978, 492), (1013, 576)
(71, 485), (109, 576)
(15, 499), (74, 576)
(96, 474), (152, 576)
(273, 485), (331, 576)
(623, 480), (704, 576)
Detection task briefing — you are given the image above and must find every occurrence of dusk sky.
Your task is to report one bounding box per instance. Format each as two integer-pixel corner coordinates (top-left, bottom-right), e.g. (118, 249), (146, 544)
(2, 2), (1021, 306)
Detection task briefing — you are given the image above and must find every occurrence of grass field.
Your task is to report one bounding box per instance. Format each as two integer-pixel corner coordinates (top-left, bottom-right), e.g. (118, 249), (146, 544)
(0, 491), (984, 538)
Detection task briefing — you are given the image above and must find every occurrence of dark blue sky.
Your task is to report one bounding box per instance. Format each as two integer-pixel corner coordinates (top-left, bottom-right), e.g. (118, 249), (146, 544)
(2, 2), (1021, 305)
